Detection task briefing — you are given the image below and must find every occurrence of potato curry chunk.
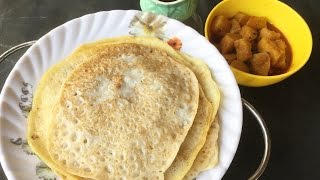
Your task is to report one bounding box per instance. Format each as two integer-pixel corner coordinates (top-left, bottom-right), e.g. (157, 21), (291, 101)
(223, 53), (237, 64)
(260, 28), (281, 40)
(240, 25), (258, 41)
(211, 15), (232, 37)
(257, 38), (283, 67)
(231, 60), (250, 73)
(230, 19), (242, 33)
(246, 16), (267, 30)
(220, 33), (241, 54)
(234, 39), (252, 61)
(250, 53), (271, 75)
(234, 12), (250, 26)
(274, 39), (287, 69)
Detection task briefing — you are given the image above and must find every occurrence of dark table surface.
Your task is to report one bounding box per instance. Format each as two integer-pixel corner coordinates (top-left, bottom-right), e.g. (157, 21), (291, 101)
(0, 0), (319, 179)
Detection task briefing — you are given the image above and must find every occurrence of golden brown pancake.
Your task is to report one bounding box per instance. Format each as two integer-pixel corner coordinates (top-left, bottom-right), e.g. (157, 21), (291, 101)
(164, 87), (213, 179)
(27, 36), (221, 180)
(183, 117), (220, 180)
(47, 43), (199, 179)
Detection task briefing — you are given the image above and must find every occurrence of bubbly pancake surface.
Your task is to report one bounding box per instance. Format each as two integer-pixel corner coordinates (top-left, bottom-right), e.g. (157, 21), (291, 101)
(104, 39), (222, 176)
(47, 43), (200, 179)
(27, 36), (221, 180)
(27, 43), (112, 179)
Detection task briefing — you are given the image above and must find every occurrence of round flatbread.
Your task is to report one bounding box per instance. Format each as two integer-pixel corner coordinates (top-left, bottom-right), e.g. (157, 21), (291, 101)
(47, 43), (199, 179)
(27, 36), (221, 180)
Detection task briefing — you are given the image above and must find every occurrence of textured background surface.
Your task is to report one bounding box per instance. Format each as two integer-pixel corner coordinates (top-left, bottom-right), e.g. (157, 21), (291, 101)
(0, 0), (319, 179)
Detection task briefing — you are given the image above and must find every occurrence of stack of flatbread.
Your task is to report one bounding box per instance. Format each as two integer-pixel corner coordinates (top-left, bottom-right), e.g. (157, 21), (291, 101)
(27, 36), (221, 180)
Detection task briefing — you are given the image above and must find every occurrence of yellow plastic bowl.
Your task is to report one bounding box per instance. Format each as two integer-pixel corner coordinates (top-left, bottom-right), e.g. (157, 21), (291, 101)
(205, 0), (313, 87)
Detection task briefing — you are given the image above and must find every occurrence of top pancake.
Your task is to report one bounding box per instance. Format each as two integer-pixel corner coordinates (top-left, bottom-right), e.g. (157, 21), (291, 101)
(47, 43), (199, 179)
(27, 36), (221, 180)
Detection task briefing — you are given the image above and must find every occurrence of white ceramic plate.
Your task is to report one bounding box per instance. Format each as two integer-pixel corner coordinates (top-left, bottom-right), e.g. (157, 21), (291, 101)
(0, 10), (242, 180)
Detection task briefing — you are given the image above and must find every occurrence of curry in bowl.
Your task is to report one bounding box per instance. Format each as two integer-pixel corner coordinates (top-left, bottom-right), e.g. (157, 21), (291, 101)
(210, 12), (292, 76)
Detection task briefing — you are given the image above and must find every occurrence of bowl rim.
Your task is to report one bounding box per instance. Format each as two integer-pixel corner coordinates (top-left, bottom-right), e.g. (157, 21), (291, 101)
(204, 0), (313, 80)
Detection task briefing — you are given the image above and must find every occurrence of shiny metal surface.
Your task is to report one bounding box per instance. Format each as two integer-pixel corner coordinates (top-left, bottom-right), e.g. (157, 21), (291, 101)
(242, 98), (271, 180)
(0, 41), (36, 64)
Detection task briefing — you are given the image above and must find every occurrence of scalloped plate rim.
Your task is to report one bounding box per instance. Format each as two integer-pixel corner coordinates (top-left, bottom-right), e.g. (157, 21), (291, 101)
(0, 10), (242, 180)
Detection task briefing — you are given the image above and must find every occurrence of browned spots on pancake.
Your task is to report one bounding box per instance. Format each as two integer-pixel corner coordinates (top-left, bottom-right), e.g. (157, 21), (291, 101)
(112, 75), (123, 89)
(31, 134), (39, 140)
